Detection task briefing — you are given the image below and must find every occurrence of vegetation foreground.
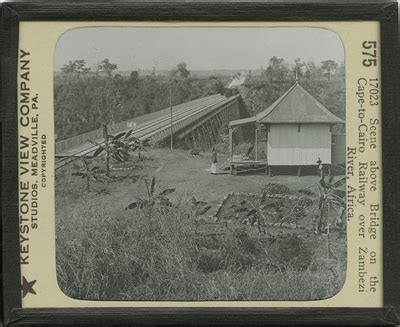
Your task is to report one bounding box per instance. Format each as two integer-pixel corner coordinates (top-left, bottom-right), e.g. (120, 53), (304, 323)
(56, 152), (346, 301)
(55, 49), (346, 302)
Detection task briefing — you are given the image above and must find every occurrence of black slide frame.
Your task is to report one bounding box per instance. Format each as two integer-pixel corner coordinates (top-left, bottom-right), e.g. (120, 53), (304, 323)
(1, 1), (399, 325)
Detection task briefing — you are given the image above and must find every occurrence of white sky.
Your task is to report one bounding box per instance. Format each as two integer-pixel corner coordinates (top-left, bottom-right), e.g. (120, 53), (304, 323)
(55, 27), (344, 71)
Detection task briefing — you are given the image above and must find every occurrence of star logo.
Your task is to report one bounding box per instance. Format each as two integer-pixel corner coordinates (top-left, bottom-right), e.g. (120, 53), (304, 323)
(21, 276), (37, 298)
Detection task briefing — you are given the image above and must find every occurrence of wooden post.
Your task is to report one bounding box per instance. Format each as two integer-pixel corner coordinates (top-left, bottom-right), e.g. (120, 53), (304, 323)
(255, 124), (258, 161)
(102, 123), (110, 177)
(202, 124), (210, 149)
(191, 132), (196, 149)
(196, 128), (202, 150)
(210, 117), (219, 142)
(197, 128), (202, 150)
(190, 134), (194, 148)
(169, 82), (173, 150)
(297, 166), (302, 177)
(217, 113), (223, 125)
(208, 121), (215, 146)
(208, 119), (217, 144)
(184, 135), (190, 149)
(83, 157), (90, 192)
(192, 129), (197, 149)
(198, 129), (203, 149)
(229, 127), (233, 174)
(266, 124), (269, 164)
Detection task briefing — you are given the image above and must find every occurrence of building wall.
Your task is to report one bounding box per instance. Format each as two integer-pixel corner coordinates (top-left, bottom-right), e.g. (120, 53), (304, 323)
(332, 133), (346, 165)
(267, 123), (331, 165)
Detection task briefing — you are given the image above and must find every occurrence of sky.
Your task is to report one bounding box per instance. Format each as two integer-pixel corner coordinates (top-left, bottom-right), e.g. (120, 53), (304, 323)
(54, 27), (344, 72)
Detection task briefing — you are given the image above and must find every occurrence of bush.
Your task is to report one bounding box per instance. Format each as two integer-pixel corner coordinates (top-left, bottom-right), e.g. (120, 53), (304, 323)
(267, 234), (313, 271)
(263, 183), (291, 195)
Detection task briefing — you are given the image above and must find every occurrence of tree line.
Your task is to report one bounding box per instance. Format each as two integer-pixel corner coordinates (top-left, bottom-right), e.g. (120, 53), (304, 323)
(242, 57), (345, 133)
(61, 58), (118, 79)
(55, 57), (344, 140)
(265, 56), (343, 82)
(55, 60), (227, 140)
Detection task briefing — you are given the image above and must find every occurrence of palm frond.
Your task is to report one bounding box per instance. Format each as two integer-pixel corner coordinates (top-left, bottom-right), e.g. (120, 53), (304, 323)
(93, 146), (105, 157)
(158, 188), (176, 196)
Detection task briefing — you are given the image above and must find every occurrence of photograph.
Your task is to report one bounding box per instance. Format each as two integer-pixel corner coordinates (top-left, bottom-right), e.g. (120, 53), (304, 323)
(54, 26), (347, 302)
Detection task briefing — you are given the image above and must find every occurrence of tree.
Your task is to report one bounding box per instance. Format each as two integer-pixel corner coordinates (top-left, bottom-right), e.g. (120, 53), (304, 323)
(337, 61), (345, 80)
(321, 60), (338, 81)
(304, 61), (318, 81)
(93, 62), (102, 78)
(74, 60), (90, 79)
(293, 58), (305, 80)
(266, 56), (289, 82)
(61, 60), (90, 79)
(99, 58), (118, 77)
(61, 61), (76, 76)
(174, 62), (190, 78)
(129, 70), (139, 85)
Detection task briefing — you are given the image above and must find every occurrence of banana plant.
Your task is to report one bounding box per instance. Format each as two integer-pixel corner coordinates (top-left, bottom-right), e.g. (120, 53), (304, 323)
(126, 176), (176, 210)
(72, 157), (105, 192)
(92, 124), (132, 176)
(316, 174), (346, 234)
(123, 131), (149, 160)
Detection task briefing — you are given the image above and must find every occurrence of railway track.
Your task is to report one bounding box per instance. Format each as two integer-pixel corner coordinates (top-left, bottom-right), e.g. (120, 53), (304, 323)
(55, 94), (239, 170)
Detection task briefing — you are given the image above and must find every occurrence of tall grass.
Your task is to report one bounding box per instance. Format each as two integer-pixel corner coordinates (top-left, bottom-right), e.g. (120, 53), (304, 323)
(56, 198), (346, 301)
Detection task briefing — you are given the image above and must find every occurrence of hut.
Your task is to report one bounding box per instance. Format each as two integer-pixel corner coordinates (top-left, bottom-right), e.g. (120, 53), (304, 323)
(228, 80), (344, 175)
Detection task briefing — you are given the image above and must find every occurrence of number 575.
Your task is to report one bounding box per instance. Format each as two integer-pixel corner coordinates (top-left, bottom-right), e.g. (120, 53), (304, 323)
(362, 41), (377, 67)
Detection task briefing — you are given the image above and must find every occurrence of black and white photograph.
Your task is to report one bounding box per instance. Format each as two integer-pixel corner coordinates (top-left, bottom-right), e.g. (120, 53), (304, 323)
(54, 26), (347, 302)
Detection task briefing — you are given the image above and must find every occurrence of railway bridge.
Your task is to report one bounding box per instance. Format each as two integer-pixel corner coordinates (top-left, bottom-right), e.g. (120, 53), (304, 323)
(55, 93), (250, 168)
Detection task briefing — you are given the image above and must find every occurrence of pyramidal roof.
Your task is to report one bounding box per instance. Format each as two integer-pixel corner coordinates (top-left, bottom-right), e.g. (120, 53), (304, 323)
(256, 82), (344, 124)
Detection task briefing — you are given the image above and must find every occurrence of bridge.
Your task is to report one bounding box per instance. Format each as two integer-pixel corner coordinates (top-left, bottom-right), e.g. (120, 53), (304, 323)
(55, 93), (249, 169)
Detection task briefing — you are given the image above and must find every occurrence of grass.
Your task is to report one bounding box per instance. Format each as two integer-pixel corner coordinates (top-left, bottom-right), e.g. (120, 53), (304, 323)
(56, 193), (346, 301)
(55, 148), (346, 301)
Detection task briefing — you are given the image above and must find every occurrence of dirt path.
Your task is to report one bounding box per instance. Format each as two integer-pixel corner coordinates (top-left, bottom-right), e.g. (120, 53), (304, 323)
(56, 148), (326, 222)
(149, 148), (322, 216)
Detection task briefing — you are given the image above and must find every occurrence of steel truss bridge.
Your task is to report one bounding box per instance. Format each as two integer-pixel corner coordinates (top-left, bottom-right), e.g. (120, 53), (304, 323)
(55, 94), (249, 169)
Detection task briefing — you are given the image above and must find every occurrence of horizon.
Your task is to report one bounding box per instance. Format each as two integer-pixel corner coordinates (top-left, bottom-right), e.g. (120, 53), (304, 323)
(55, 27), (344, 72)
(54, 65), (344, 74)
